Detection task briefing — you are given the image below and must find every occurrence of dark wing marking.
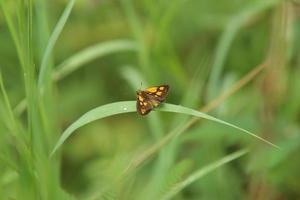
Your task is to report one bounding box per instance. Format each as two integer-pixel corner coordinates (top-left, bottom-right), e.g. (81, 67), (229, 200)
(136, 91), (154, 115)
(145, 85), (169, 102)
(136, 85), (170, 116)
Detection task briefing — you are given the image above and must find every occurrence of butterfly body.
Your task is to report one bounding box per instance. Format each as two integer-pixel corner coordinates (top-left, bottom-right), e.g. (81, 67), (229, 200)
(136, 85), (169, 116)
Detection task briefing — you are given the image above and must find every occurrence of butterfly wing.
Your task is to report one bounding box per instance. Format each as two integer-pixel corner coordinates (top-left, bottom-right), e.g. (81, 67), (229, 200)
(136, 91), (154, 115)
(145, 85), (169, 102)
(136, 85), (170, 116)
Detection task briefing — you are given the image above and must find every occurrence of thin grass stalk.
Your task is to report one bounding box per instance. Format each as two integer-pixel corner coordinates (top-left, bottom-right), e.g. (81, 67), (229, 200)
(122, 60), (269, 177)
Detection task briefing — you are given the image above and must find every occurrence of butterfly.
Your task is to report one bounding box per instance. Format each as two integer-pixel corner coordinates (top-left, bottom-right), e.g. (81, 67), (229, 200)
(136, 85), (170, 116)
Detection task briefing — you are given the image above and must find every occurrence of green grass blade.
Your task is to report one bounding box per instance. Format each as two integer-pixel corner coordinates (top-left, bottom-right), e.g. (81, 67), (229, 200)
(13, 99), (27, 116)
(38, 0), (75, 88)
(53, 40), (137, 81)
(156, 159), (192, 200)
(161, 103), (280, 149)
(121, 66), (168, 199)
(121, 0), (150, 75)
(0, 72), (18, 134)
(207, 0), (280, 100)
(14, 40), (137, 116)
(35, 0), (51, 62)
(0, 72), (26, 147)
(0, 1), (23, 67)
(50, 101), (136, 156)
(159, 149), (249, 200)
(121, 66), (146, 90)
(51, 102), (279, 157)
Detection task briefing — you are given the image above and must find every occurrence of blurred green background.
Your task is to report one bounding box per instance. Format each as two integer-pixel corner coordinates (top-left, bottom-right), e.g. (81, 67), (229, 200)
(1, 0), (300, 199)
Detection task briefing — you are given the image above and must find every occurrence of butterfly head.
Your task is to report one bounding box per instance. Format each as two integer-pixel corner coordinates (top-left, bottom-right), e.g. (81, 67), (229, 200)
(136, 90), (142, 96)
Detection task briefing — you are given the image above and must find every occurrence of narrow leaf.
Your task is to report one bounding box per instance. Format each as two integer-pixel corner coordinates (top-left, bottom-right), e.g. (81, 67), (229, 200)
(53, 40), (137, 81)
(38, 0), (75, 87)
(160, 149), (249, 200)
(51, 102), (279, 157)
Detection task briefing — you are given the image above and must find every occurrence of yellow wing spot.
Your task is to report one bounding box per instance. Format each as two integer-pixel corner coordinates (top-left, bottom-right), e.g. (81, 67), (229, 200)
(143, 102), (148, 106)
(153, 102), (159, 107)
(141, 108), (146, 114)
(147, 87), (158, 93)
(138, 96), (144, 101)
(139, 102), (143, 105)
(159, 87), (165, 90)
(156, 91), (162, 96)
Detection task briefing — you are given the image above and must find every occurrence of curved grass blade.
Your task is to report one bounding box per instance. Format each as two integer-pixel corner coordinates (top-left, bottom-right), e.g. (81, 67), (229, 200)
(51, 102), (279, 157)
(50, 101), (136, 156)
(53, 40), (137, 81)
(160, 103), (280, 149)
(207, 0), (280, 100)
(14, 40), (137, 116)
(159, 149), (249, 200)
(0, 72), (18, 134)
(38, 0), (75, 88)
(121, 66), (168, 200)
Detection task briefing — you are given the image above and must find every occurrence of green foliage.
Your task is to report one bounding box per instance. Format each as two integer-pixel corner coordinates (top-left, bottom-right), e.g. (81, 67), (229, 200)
(0, 0), (299, 199)
(159, 149), (248, 200)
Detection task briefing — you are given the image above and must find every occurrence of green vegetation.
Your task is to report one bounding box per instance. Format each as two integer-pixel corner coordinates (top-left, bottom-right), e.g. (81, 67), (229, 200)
(1, 0), (299, 199)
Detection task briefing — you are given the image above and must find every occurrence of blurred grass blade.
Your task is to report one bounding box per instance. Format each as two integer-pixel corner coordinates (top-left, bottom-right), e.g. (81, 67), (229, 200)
(14, 40), (137, 116)
(160, 149), (249, 200)
(0, 1), (22, 66)
(50, 101), (136, 156)
(51, 102), (279, 157)
(160, 103), (279, 149)
(13, 99), (27, 117)
(172, 55), (211, 126)
(53, 40), (137, 81)
(161, 56), (211, 192)
(0, 84), (19, 178)
(0, 72), (26, 183)
(121, 66), (147, 90)
(207, 0), (280, 100)
(121, 0), (150, 75)
(121, 66), (167, 200)
(38, 0), (75, 87)
(35, 0), (51, 61)
(156, 159), (192, 200)
(0, 72), (19, 135)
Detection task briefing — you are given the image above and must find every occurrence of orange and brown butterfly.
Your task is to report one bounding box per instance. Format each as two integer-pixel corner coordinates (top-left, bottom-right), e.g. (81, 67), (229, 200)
(136, 85), (170, 116)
